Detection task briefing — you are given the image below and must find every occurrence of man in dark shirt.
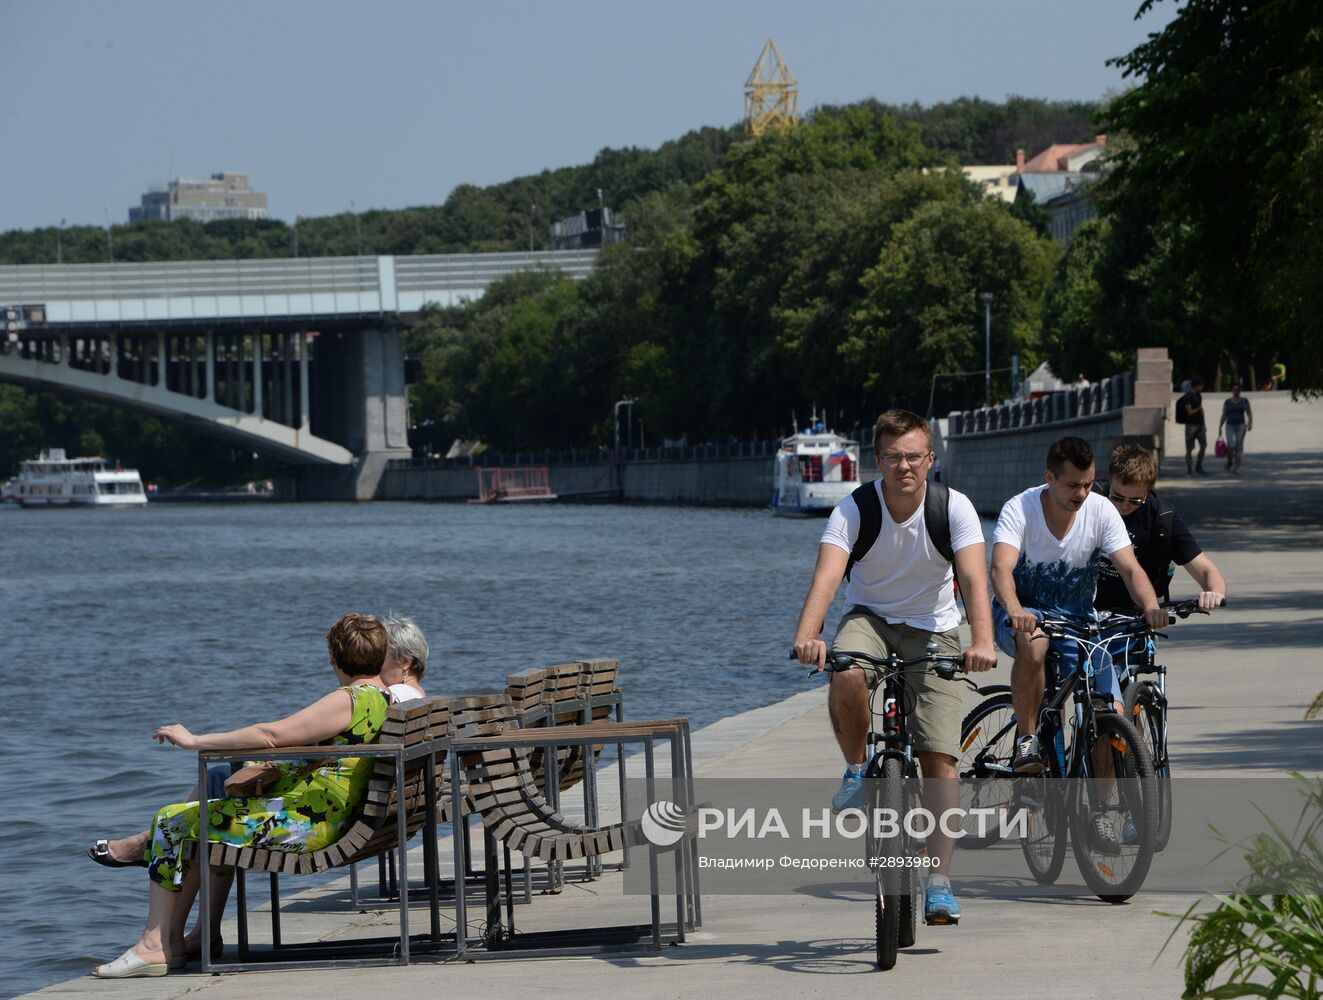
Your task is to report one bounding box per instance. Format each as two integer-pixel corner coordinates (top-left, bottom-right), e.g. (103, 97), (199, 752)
(1095, 444), (1227, 613)
(1176, 377), (1208, 476)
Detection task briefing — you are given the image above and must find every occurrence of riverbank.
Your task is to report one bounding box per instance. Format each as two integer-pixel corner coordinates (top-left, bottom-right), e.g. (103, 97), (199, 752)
(22, 393), (1321, 1000)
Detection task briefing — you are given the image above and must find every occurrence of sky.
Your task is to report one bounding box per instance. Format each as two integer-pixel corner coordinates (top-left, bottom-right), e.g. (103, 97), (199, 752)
(0, 0), (1179, 234)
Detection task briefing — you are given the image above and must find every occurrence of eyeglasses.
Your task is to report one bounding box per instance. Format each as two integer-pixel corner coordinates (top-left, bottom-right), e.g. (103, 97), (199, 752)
(1108, 490), (1148, 507)
(879, 451), (932, 468)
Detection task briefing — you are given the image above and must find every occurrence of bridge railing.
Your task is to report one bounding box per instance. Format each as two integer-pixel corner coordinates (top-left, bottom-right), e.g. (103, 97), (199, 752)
(0, 256), (380, 301)
(0, 250), (600, 323)
(390, 433), (883, 470)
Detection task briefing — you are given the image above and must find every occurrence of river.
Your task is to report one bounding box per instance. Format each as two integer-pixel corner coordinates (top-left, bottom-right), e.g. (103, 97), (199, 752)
(1, 500), (861, 996)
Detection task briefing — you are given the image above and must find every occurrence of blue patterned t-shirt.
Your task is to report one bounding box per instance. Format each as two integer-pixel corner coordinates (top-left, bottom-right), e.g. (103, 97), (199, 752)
(993, 485), (1132, 620)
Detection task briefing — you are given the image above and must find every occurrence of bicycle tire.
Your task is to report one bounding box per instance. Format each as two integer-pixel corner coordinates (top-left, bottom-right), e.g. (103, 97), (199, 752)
(1124, 680), (1172, 851)
(873, 754), (904, 970)
(1068, 712), (1157, 902)
(898, 767), (920, 948)
(956, 693), (1017, 849)
(1018, 751), (1067, 885)
(898, 863), (918, 948)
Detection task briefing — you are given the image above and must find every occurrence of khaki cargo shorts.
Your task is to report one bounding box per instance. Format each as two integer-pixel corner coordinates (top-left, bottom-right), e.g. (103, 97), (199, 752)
(832, 608), (963, 760)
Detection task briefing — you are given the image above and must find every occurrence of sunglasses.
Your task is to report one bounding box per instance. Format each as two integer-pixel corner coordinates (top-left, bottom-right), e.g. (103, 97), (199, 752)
(1108, 490), (1148, 507)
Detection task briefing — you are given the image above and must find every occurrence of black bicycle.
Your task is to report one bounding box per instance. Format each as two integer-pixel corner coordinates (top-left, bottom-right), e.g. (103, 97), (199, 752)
(956, 613), (1160, 902)
(1114, 598), (1212, 852)
(802, 643), (968, 970)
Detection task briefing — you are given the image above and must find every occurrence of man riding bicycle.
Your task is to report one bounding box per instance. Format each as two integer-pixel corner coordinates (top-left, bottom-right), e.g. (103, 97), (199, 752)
(792, 409), (997, 926)
(1094, 444), (1227, 617)
(989, 437), (1167, 780)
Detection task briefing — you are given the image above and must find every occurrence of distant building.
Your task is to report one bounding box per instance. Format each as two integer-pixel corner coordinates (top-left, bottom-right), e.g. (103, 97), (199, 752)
(129, 172), (269, 223)
(549, 206), (625, 250)
(1014, 135), (1109, 244)
(962, 165), (1019, 204)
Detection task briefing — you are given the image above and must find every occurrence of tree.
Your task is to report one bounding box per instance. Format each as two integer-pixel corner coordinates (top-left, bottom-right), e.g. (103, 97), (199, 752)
(1100, 0), (1323, 391)
(845, 200), (1059, 413)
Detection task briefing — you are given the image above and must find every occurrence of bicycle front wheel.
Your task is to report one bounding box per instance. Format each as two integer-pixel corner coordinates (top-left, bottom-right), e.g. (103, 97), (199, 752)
(1018, 755), (1067, 885)
(956, 693), (1018, 849)
(1069, 712), (1157, 902)
(1124, 680), (1172, 851)
(872, 754), (905, 971)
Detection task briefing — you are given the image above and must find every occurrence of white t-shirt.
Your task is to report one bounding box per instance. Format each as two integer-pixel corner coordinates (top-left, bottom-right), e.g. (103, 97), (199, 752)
(992, 485), (1132, 619)
(821, 481), (984, 632)
(389, 683), (424, 703)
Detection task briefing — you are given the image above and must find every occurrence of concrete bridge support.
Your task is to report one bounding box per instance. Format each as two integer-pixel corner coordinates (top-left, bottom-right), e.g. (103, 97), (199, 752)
(282, 326), (412, 500)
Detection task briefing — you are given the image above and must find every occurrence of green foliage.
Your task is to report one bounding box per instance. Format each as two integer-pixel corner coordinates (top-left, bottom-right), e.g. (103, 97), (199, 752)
(1, 97), (1110, 459)
(1097, 0), (1323, 391)
(882, 95), (1102, 165)
(1168, 775), (1323, 999)
(846, 199), (1058, 411)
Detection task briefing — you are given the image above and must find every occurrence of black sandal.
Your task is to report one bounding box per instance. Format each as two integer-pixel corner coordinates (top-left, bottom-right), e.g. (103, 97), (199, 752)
(88, 839), (147, 869)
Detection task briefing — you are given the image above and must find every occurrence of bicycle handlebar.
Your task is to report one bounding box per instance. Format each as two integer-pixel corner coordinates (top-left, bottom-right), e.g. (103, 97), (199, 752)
(1035, 598), (1213, 642)
(789, 643), (964, 681)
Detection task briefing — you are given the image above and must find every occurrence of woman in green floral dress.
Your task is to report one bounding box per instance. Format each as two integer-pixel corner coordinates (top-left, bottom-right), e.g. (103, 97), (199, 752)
(93, 613), (392, 979)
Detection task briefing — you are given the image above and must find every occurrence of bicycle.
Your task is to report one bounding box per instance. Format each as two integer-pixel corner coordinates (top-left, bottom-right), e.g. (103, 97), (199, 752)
(956, 612), (1161, 902)
(798, 643), (969, 970)
(1114, 598), (1212, 852)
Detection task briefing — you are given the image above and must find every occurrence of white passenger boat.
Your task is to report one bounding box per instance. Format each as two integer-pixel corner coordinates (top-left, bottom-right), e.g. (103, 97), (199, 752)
(770, 424), (860, 516)
(7, 448), (148, 508)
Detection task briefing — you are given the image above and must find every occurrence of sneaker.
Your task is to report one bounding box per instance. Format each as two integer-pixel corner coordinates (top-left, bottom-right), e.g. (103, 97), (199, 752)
(1011, 735), (1044, 775)
(1185, 468), (1193, 477)
(1121, 815), (1140, 846)
(1088, 811), (1121, 855)
(1196, 466), (1209, 476)
(831, 767), (867, 814)
(924, 883), (961, 925)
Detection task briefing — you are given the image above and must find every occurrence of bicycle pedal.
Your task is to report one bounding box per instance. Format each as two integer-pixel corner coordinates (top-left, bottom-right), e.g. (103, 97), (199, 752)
(924, 913), (959, 926)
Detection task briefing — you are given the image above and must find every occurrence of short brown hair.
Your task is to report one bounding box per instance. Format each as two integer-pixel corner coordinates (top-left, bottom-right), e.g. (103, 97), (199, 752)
(1108, 444), (1158, 489)
(1046, 436), (1094, 475)
(873, 409), (933, 455)
(326, 613), (388, 677)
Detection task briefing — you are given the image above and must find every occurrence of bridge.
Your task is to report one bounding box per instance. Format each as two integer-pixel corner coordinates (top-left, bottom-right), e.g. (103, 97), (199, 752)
(0, 249), (598, 498)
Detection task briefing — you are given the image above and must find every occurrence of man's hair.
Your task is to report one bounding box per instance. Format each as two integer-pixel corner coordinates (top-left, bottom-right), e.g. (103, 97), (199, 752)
(1109, 444), (1158, 489)
(1191, 377), (1204, 389)
(873, 409), (932, 454)
(326, 613), (388, 677)
(1046, 436), (1095, 475)
(379, 613), (429, 680)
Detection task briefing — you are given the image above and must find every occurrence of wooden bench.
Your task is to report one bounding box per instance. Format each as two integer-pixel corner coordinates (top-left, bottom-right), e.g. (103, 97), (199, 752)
(447, 697), (701, 956)
(194, 696), (452, 971)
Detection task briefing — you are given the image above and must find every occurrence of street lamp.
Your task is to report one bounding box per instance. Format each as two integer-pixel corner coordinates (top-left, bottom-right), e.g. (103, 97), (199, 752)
(979, 292), (994, 407)
(613, 397), (637, 453)
(57, 218), (66, 264)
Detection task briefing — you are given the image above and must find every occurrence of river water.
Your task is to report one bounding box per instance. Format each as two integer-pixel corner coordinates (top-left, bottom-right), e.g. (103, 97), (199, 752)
(1, 500), (856, 996)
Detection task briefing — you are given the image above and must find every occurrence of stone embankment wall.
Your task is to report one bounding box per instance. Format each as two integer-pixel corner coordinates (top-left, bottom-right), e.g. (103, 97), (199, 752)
(381, 349), (1173, 509)
(381, 457), (776, 504)
(942, 348), (1172, 516)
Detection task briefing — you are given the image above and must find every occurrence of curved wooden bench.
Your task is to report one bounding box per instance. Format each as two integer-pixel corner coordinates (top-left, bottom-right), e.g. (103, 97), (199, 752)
(195, 696), (452, 970)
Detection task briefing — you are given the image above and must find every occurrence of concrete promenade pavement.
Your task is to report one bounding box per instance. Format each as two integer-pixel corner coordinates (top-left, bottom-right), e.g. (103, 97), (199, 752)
(30, 393), (1322, 1000)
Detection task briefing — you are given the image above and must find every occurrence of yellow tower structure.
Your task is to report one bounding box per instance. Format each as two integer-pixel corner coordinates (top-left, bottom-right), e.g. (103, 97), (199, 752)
(744, 39), (799, 136)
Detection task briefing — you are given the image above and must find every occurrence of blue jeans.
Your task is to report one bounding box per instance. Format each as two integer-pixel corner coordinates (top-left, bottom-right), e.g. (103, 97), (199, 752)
(992, 603), (1122, 704)
(205, 762), (239, 800)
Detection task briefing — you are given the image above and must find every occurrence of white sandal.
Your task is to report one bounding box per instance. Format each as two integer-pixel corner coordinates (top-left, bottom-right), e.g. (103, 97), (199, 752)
(93, 947), (168, 978)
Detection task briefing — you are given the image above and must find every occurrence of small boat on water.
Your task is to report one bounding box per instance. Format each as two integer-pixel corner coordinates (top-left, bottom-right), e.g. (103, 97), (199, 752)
(6, 448), (148, 508)
(770, 422), (860, 516)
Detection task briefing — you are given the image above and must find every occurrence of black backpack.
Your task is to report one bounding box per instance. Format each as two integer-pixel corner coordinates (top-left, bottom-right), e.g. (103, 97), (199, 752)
(844, 480), (953, 580)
